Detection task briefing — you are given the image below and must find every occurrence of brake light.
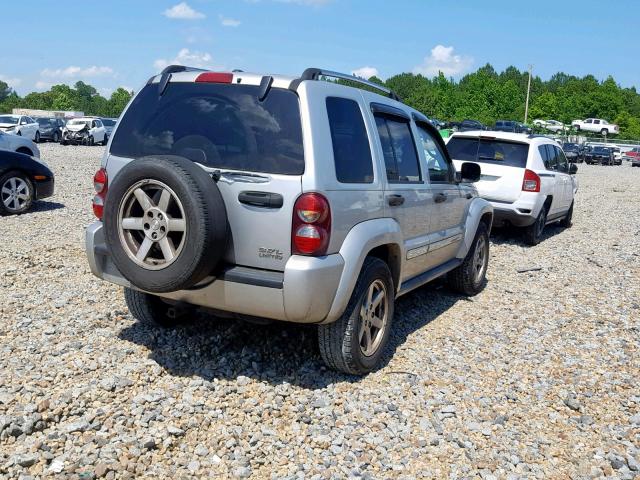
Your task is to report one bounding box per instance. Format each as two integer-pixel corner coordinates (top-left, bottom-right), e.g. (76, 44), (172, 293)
(92, 167), (108, 219)
(195, 72), (233, 84)
(522, 169), (540, 192)
(292, 193), (331, 256)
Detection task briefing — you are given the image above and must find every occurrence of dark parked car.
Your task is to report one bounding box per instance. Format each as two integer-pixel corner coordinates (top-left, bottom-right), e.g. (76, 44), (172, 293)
(459, 119), (487, 131)
(562, 142), (583, 163)
(493, 120), (532, 134)
(35, 117), (65, 143)
(0, 150), (54, 215)
(585, 146), (614, 165)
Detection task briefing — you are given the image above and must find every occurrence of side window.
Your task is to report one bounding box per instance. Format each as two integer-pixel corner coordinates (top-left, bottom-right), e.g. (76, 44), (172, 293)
(415, 123), (453, 183)
(556, 146), (568, 171)
(326, 97), (374, 183)
(374, 115), (421, 183)
(585, 119), (592, 124)
(538, 145), (550, 169)
(96, 120), (102, 128)
(20, 117), (27, 125)
(91, 120), (97, 128)
(593, 119), (600, 125)
(545, 144), (558, 170)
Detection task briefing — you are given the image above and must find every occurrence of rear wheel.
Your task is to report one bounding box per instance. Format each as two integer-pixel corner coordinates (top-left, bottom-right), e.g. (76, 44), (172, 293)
(123, 287), (190, 328)
(318, 257), (394, 375)
(448, 222), (489, 296)
(524, 205), (548, 246)
(53, 132), (60, 143)
(0, 172), (34, 216)
(560, 202), (573, 228)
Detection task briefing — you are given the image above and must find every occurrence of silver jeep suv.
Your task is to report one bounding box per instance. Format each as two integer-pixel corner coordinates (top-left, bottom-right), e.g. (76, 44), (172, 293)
(86, 66), (493, 374)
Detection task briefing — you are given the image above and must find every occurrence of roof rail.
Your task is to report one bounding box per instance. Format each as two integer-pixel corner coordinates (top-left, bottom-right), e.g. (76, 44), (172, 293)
(299, 68), (401, 101)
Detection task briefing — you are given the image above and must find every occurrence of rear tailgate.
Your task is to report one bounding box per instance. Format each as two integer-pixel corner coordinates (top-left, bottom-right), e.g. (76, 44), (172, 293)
(448, 135), (528, 203)
(108, 78), (305, 272)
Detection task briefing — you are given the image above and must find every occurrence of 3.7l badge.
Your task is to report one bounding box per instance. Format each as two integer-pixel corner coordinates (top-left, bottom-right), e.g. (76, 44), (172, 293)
(258, 247), (283, 260)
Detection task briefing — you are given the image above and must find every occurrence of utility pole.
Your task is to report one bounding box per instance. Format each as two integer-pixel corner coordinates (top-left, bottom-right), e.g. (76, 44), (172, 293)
(524, 64), (532, 125)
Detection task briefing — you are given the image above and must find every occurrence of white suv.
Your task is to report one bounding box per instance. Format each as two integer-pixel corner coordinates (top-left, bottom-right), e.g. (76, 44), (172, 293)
(447, 132), (577, 245)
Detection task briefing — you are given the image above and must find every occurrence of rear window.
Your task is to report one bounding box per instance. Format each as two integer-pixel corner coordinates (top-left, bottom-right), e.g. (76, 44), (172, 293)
(447, 136), (529, 168)
(110, 82), (304, 175)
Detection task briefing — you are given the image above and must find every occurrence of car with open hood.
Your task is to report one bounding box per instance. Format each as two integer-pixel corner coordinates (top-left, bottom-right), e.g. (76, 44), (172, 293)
(62, 117), (108, 146)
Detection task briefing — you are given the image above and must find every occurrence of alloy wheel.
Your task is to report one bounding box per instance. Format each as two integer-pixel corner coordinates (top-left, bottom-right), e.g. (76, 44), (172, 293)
(117, 179), (187, 270)
(1, 177), (30, 212)
(358, 279), (389, 357)
(472, 235), (488, 283)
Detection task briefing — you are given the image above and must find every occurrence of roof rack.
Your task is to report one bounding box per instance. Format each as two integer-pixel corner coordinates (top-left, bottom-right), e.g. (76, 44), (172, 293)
(299, 68), (401, 102)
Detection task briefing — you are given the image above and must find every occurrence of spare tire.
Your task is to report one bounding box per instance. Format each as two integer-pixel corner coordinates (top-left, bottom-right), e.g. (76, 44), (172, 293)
(103, 155), (227, 293)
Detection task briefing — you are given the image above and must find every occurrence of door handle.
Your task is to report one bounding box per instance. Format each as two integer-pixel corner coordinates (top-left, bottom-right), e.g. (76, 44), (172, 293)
(434, 192), (448, 203)
(387, 194), (405, 207)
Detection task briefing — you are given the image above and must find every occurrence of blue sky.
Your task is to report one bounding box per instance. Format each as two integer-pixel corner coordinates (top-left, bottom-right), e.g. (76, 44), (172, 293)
(2, 0), (639, 97)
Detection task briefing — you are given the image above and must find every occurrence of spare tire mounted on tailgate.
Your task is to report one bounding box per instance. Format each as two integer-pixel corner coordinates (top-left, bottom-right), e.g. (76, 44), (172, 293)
(103, 155), (228, 293)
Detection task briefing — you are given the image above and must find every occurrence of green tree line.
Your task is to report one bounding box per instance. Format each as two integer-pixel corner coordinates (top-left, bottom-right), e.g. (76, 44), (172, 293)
(2, 64), (639, 139)
(0, 80), (133, 119)
(374, 64), (640, 139)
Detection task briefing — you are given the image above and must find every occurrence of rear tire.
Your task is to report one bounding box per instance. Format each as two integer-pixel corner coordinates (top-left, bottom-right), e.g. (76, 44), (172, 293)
(448, 222), (489, 296)
(524, 205), (548, 246)
(560, 202), (573, 228)
(318, 257), (394, 375)
(124, 287), (188, 328)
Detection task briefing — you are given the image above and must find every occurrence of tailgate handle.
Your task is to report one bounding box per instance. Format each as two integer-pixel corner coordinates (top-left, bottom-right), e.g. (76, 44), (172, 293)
(387, 194), (405, 206)
(238, 191), (283, 209)
(434, 192), (447, 203)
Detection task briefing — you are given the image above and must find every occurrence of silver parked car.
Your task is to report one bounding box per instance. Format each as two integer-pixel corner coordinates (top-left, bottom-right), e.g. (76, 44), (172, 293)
(85, 66), (493, 374)
(0, 130), (41, 158)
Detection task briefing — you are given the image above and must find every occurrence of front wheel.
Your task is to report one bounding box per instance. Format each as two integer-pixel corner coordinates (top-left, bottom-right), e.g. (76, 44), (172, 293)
(88, 136), (94, 146)
(524, 205), (548, 246)
(0, 172), (34, 216)
(123, 287), (190, 328)
(53, 132), (60, 143)
(34, 131), (40, 143)
(318, 257), (394, 375)
(448, 222), (489, 296)
(102, 134), (108, 146)
(601, 128), (608, 136)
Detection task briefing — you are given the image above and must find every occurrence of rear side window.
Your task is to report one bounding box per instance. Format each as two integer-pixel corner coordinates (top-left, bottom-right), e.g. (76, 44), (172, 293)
(110, 82), (304, 175)
(374, 115), (421, 183)
(447, 137), (529, 168)
(326, 97), (373, 183)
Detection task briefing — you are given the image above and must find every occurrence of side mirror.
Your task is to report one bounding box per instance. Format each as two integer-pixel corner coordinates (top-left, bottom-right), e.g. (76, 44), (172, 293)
(459, 162), (481, 182)
(569, 164), (578, 174)
(557, 163), (568, 173)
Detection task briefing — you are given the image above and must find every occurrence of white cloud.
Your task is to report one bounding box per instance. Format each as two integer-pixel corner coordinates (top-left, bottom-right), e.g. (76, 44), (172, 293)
(0, 74), (21, 87)
(41, 66), (114, 78)
(412, 45), (473, 77)
(219, 14), (241, 27)
(352, 66), (379, 79)
(35, 81), (52, 90)
(153, 48), (218, 71)
(163, 2), (205, 20)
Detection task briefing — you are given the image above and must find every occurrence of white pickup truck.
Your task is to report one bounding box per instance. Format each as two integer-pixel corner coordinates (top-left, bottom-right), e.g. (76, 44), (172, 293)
(571, 118), (619, 136)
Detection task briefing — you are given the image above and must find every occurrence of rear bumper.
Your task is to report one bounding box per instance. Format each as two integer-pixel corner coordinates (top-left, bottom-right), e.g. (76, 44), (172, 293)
(85, 222), (345, 324)
(489, 194), (543, 228)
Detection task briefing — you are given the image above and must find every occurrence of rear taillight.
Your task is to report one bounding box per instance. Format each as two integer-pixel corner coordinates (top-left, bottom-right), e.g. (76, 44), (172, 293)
(92, 167), (108, 219)
(522, 169), (540, 192)
(292, 193), (331, 256)
(195, 72), (233, 83)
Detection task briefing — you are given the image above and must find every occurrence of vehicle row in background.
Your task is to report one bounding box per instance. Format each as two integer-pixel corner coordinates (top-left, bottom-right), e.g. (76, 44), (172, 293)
(0, 113), (117, 146)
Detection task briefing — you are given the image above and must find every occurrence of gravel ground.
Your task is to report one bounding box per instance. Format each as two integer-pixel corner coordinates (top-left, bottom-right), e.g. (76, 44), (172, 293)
(0, 143), (639, 479)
